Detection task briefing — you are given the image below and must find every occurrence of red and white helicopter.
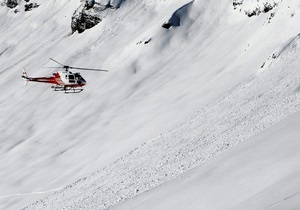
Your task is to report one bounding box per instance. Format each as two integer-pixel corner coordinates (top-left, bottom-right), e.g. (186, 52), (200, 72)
(22, 58), (108, 93)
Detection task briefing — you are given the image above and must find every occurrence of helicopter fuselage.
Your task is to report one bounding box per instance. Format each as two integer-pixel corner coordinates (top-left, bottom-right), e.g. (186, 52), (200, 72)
(22, 58), (107, 93)
(23, 70), (86, 88)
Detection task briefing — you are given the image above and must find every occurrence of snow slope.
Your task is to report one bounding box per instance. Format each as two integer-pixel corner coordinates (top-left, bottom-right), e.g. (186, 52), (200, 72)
(23, 30), (300, 209)
(0, 0), (300, 209)
(115, 111), (300, 210)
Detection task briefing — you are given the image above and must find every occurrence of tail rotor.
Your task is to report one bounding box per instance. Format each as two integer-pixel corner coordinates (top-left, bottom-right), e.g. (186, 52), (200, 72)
(22, 68), (29, 86)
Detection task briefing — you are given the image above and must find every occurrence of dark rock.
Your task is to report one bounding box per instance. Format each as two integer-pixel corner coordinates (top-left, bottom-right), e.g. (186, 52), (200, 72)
(6, 0), (18, 9)
(268, 12), (275, 23)
(233, 0), (243, 10)
(162, 23), (172, 29)
(71, 1), (118, 33)
(245, 8), (261, 17)
(144, 38), (152, 44)
(24, 3), (40, 12)
(245, 3), (275, 17)
(70, 0), (128, 33)
(263, 3), (274, 13)
(71, 11), (102, 33)
(234, 1), (279, 17)
(241, 2), (278, 18)
(85, 0), (95, 10)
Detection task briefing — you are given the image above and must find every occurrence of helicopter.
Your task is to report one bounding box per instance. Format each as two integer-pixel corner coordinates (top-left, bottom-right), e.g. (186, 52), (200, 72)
(22, 58), (108, 93)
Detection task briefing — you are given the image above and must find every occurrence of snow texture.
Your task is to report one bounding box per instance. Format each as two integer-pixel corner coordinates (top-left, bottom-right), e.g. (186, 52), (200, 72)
(0, 0), (300, 209)
(23, 32), (300, 210)
(116, 111), (300, 210)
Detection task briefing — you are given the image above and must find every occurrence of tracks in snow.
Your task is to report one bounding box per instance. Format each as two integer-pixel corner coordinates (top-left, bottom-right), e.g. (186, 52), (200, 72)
(25, 37), (300, 209)
(0, 188), (63, 200)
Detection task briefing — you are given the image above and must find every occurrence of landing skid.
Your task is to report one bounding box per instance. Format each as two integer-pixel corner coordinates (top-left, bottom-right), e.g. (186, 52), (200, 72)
(51, 86), (83, 93)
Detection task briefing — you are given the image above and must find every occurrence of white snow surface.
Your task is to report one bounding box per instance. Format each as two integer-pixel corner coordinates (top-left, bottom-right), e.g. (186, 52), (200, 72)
(0, 0), (300, 209)
(115, 111), (300, 210)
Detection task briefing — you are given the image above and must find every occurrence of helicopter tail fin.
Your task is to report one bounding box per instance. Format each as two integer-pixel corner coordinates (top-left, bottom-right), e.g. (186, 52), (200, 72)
(22, 68), (29, 86)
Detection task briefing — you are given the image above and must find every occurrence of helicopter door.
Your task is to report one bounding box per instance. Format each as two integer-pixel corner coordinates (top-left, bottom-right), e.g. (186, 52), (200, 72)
(68, 74), (75, 83)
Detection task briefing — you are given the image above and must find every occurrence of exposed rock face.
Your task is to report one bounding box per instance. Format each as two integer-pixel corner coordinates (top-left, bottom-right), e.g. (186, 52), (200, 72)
(233, 0), (243, 10)
(245, 2), (277, 17)
(86, 0), (95, 10)
(6, 0), (18, 8)
(71, 11), (101, 33)
(71, 1), (116, 33)
(4, 0), (40, 11)
(233, 0), (280, 17)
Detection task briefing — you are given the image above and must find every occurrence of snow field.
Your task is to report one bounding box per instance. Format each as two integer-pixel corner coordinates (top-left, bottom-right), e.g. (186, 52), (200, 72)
(0, 0), (300, 209)
(116, 111), (300, 210)
(24, 32), (300, 209)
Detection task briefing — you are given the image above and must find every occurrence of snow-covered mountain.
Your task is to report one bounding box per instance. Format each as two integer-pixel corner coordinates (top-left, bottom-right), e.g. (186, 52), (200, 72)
(1, 0), (300, 209)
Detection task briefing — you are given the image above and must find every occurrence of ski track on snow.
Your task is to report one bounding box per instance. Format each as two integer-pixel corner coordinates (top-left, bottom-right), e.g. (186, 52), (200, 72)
(264, 191), (300, 210)
(24, 35), (300, 209)
(0, 188), (63, 199)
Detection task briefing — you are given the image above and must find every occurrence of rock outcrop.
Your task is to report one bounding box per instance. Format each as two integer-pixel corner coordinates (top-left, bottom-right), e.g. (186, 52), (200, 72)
(6, 0), (18, 8)
(233, 0), (280, 17)
(24, 2), (39, 11)
(233, 0), (243, 10)
(71, 1), (117, 33)
(244, 2), (277, 17)
(4, 0), (40, 12)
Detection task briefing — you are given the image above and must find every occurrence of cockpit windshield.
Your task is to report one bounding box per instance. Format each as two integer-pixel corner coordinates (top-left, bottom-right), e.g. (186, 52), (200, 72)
(75, 73), (86, 82)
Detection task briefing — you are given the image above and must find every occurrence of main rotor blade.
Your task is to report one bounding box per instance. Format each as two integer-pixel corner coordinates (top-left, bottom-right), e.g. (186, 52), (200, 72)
(49, 58), (65, 67)
(43, 67), (65, 68)
(49, 58), (108, 72)
(69, 66), (108, 72)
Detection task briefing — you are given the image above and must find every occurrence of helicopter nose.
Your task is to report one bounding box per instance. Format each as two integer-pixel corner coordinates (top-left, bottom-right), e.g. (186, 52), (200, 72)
(78, 80), (86, 86)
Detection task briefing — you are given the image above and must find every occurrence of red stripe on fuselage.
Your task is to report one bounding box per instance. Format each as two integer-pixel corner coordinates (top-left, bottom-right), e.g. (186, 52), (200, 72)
(28, 76), (59, 85)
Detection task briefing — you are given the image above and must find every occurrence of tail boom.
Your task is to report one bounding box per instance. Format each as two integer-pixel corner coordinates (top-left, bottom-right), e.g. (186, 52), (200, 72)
(22, 68), (58, 86)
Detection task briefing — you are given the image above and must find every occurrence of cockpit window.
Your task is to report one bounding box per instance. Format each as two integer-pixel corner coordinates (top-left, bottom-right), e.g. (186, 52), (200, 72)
(75, 73), (86, 82)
